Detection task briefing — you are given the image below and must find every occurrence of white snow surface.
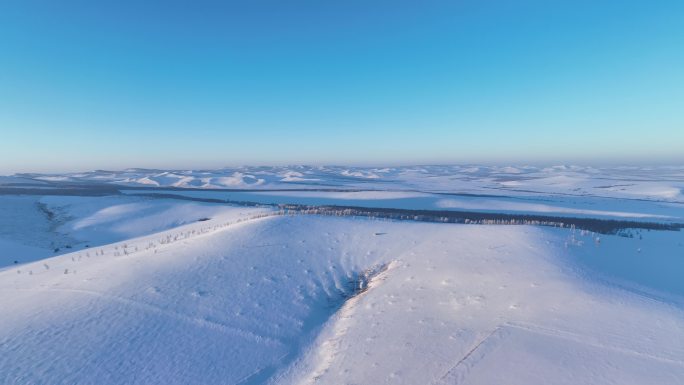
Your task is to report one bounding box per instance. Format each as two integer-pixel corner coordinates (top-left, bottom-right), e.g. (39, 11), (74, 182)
(2, 165), (684, 384)
(0, 195), (266, 267)
(9, 165), (684, 221)
(1, 212), (683, 384)
(435, 198), (673, 218)
(11, 165), (684, 202)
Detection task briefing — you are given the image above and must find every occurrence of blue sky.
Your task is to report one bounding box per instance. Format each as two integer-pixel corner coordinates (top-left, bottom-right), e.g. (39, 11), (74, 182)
(1, 0), (683, 173)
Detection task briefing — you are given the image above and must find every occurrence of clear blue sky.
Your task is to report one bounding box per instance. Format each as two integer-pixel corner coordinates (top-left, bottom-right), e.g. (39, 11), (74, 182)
(1, 0), (683, 173)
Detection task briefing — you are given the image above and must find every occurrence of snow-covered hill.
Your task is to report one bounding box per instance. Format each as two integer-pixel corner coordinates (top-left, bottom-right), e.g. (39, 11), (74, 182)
(1, 211), (683, 384)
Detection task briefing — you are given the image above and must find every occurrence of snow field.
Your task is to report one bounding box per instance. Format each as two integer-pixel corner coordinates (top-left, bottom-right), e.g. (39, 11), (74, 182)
(2, 215), (683, 384)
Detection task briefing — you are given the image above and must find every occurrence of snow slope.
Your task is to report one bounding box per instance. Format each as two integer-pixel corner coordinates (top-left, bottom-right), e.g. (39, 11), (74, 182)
(0, 195), (263, 267)
(1, 214), (683, 384)
(279, 221), (684, 385)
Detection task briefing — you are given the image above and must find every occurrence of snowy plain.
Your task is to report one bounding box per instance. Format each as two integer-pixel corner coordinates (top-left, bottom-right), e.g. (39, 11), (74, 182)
(1, 165), (683, 384)
(13, 164), (684, 202)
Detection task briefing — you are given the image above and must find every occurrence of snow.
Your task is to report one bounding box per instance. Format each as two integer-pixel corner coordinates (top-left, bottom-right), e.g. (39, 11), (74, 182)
(0, 175), (45, 184)
(13, 165), (684, 204)
(50, 196), (252, 244)
(435, 198), (673, 219)
(121, 188), (684, 222)
(0, 195), (268, 267)
(210, 173), (266, 187)
(438, 324), (684, 385)
(255, 190), (431, 200)
(2, 165), (684, 384)
(1, 212), (683, 384)
(0, 238), (53, 267)
(34, 175), (73, 182)
(279, 221), (684, 384)
(566, 227), (684, 299)
(0, 195), (75, 264)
